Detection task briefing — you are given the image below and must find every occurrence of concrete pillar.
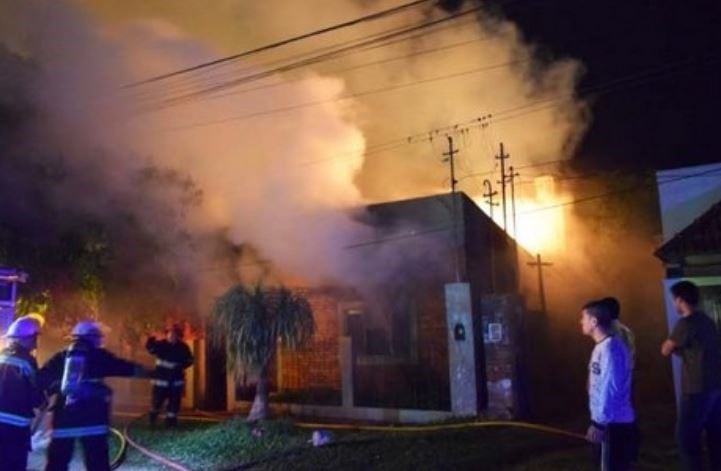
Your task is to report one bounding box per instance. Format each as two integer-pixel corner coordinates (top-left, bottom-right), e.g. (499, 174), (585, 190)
(445, 282), (478, 416)
(340, 336), (354, 408)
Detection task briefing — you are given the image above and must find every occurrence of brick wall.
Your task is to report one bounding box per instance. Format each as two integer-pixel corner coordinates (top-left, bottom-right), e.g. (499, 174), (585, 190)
(278, 290), (341, 392)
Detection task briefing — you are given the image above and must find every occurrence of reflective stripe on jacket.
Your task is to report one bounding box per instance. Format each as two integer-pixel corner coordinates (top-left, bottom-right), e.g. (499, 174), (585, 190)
(151, 379), (185, 388)
(0, 411), (32, 427)
(0, 346), (40, 428)
(51, 424), (109, 438)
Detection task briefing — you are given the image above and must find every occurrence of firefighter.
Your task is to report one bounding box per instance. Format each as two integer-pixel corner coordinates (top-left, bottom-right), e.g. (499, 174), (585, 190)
(38, 320), (149, 471)
(146, 323), (193, 427)
(0, 316), (42, 471)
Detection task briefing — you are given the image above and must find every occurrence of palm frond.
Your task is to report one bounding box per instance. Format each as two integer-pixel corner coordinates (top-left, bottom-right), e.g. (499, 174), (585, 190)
(210, 283), (315, 375)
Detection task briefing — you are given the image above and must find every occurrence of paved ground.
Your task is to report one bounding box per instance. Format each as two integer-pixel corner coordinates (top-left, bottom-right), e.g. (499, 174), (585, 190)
(26, 410), (169, 471)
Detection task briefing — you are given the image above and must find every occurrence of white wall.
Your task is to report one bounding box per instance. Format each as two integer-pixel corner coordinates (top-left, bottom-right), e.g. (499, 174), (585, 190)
(656, 162), (721, 242)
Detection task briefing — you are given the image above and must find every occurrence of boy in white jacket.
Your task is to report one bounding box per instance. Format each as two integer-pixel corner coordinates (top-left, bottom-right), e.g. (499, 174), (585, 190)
(581, 299), (638, 471)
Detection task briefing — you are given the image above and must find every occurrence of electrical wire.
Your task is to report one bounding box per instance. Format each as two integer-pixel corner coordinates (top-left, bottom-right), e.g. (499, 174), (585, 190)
(128, 14), (484, 105)
(134, 7), (484, 111)
(124, 0), (436, 89)
(343, 166), (721, 248)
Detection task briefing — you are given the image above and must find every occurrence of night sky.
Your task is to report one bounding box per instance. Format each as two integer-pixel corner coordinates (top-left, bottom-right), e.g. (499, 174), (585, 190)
(489, 0), (721, 172)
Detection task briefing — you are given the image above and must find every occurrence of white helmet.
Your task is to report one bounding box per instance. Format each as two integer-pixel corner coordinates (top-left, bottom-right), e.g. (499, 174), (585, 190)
(71, 320), (103, 338)
(3, 316), (42, 338)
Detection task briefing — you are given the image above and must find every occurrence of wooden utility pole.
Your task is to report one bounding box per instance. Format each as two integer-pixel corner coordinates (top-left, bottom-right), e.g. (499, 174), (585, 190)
(482, 179), (499, 219)
(443, 135), (459, 195)
(508, 166), (520, 238)
(442, 136), (461, 282)
(496, 143), (510, 231)
(527, 254), (552, 315)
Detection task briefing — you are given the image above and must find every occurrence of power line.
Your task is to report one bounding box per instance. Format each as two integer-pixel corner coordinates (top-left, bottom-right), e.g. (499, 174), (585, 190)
(519, 167), (721, 215)
(158, 56), (519, 130)
(156, 30), (497, 108)
(129, 15), (483, 105)
(158, 53), (719, 133)
(124, 0), (435, 88)
(344, 167), (721, 249)
(134, 7), (484, 111)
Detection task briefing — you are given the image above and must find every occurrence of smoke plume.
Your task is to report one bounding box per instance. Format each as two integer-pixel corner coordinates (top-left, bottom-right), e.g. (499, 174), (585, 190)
(0, 0), (589, 301)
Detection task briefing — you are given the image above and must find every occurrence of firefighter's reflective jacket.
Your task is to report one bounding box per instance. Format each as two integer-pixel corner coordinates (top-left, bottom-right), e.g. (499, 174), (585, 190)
(146, 337), (193, 389)
(0, 345), (40, 430)
(38, 340), (143, 439)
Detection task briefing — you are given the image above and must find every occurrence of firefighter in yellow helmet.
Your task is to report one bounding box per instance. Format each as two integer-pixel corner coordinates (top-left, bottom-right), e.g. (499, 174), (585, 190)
(38, 320), (150, 471)
(0, 316), (43, 471)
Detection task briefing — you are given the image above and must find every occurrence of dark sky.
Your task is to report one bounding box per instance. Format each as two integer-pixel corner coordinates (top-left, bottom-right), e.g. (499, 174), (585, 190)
(490, 0), (721, 172)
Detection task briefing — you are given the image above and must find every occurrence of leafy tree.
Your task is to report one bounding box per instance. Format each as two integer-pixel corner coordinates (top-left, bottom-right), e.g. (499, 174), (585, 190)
(210, 284), (315, 421)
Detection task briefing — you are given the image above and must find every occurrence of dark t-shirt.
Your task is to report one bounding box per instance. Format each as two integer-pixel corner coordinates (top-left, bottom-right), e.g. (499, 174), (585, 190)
(670, 311), (721, 395)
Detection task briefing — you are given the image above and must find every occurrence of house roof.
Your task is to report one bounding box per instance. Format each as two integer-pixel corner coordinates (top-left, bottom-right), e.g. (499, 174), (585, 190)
(655, 199), (721, 263)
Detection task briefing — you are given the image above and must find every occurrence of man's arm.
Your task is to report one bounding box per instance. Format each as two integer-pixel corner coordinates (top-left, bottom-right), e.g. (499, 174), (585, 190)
(101, 350), (150, 378)
(661, 339), (678, 357)
(146, 336), (162, 356)
(662, 319), (687, 357)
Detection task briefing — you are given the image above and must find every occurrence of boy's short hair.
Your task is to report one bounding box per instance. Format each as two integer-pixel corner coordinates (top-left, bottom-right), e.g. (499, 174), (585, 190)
(583, 300), (613, 330)
(670, 280), (700, 306)
(600, 297), (621, 320)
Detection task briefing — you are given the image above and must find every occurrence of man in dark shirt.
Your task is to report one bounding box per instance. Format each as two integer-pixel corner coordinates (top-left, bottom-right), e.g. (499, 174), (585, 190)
(661, 280), (721, 471)
(146, 324), (193, 427)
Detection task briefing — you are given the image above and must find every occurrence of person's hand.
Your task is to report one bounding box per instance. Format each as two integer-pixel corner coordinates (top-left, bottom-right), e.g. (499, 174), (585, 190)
(586, 424), (605, 444)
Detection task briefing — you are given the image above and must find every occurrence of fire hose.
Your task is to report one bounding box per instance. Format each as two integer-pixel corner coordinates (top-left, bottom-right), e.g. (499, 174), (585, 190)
(120, 411), (586, 470)
(122, 414), (193, 471)
(109, 427), (127, 470)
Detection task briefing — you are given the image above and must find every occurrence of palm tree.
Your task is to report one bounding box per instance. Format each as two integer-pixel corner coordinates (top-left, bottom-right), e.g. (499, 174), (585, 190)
(210, 283), (314, 421)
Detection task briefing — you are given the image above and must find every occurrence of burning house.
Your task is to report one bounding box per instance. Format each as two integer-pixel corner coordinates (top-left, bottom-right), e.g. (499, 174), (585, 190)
(216, 191), (532, 421)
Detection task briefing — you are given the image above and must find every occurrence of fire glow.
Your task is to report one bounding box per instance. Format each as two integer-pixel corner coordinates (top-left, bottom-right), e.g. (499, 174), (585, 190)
(476, 175), (567, 255)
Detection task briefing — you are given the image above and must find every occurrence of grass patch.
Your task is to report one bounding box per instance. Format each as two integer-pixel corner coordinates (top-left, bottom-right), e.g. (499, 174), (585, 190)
(123, 403), (685, 470)
(127, 418), (584, 470)
(127, 417), (309, 470)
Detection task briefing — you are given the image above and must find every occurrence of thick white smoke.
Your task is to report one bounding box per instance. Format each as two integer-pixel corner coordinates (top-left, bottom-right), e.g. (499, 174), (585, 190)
(0, 0), (589, 291)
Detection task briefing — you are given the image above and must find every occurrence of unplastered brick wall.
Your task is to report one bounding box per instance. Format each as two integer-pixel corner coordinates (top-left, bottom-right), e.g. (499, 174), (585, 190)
(278, 289), (341, 392)
(418, 285), (451, 404)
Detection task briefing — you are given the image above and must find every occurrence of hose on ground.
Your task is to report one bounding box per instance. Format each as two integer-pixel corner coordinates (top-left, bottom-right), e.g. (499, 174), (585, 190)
(122, 414), (193, 471)
(293, 419), (587, 440)
(169, 410), (586, 441)
(118, 410), (587, 470)
(109, 427), (128, 470)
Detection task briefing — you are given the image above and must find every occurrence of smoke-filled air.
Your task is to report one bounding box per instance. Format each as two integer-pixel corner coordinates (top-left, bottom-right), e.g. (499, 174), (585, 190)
(0, 0), (589, 313)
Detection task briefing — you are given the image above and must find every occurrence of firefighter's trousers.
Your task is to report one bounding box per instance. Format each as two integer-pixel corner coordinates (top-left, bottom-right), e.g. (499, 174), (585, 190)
(150, 385), (182, 426)
(46, 434), (110, 471)
(0, 424), (30, 471)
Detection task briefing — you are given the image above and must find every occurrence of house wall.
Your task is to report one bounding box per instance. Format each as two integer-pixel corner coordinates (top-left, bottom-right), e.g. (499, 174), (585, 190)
(277, 290), (342, 397)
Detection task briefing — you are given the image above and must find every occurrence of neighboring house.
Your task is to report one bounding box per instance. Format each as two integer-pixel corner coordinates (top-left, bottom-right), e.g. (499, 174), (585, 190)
(655, 162), (721, 402)
(223, 192), (531, 420)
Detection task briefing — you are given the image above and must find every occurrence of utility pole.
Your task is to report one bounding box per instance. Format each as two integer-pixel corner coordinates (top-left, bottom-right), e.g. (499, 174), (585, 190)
(527, 254), (552, 316)
(482, 179), (499, 219)
(443, 135), (459, 195)
(482, 179), (498, 293)
(495, 142), (510, 231)
(508, 166), (520, 238)
(442, 136), (461, 282)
